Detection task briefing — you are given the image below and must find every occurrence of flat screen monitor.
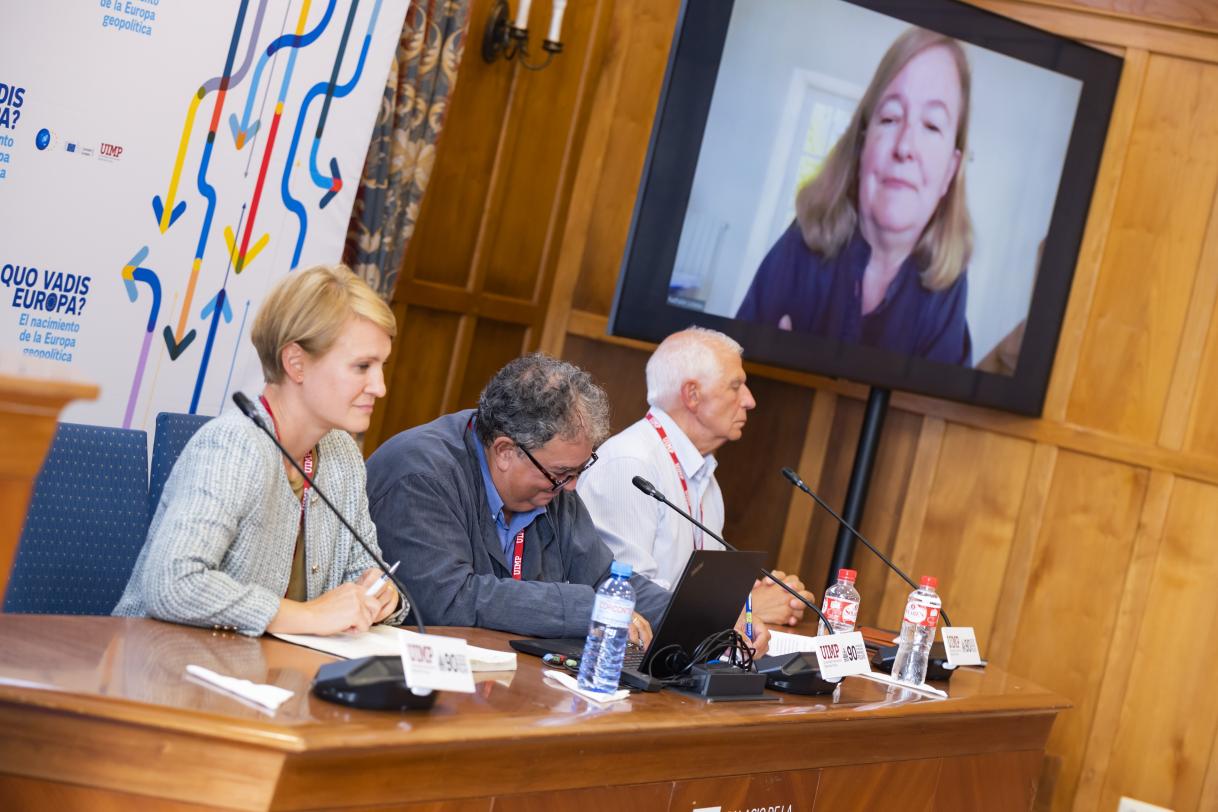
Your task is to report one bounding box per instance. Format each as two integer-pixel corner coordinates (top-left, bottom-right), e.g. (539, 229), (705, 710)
(609, 0), (1122, 415)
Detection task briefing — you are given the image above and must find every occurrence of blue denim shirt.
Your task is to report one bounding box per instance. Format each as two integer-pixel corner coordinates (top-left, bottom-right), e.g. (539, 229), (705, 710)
(471, 424), (545, 558)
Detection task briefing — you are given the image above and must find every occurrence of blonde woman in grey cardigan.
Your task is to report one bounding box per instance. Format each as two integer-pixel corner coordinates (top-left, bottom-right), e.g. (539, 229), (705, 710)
(115, 265), (405, 636)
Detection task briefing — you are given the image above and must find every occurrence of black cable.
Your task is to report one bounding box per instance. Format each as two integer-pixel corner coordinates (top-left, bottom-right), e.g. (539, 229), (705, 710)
(655, 627), (758, 687)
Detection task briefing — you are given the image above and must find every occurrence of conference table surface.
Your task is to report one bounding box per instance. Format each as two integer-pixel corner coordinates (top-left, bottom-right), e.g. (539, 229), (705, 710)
(0, 615), (1068, 811)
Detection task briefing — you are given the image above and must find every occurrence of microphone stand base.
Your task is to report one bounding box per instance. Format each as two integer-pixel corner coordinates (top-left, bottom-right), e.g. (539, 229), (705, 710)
(313, 655), (439, 711)
(868, 642), (971, 683)
(755, 652), (839, 695)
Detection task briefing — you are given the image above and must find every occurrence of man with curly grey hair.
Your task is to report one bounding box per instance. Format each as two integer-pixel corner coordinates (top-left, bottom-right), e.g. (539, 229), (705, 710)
(366, 354), (670, 640)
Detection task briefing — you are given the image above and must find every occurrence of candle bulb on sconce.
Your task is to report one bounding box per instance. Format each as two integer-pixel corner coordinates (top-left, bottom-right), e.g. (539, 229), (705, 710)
(512, 0), (532, 31)
(542, 0), (567, 53)
(482, 0), (565, 69)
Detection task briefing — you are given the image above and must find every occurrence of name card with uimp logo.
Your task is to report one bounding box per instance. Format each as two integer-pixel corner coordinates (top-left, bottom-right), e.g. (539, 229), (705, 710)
(399, 631), (475, 693)
(941, 627), (983, 667)
(812, 631), (870, 681)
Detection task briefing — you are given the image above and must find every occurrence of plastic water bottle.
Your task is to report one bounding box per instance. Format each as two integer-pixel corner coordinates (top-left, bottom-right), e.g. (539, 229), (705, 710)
(818, 568), (861, 636)
(891, 576), (942, 686)
(577, 561), (636, 693)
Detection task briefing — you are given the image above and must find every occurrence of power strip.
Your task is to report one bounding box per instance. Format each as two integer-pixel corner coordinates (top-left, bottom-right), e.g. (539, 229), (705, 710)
(688, 662), (767, 698)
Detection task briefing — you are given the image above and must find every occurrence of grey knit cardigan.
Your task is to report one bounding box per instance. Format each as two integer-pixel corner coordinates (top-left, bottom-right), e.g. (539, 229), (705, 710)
(113, 400), (406, 635)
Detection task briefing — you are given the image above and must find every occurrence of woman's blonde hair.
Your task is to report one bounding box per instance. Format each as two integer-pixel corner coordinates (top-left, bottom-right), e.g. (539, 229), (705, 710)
(795, 27), (973, 291)
(251, 264), (396, 383)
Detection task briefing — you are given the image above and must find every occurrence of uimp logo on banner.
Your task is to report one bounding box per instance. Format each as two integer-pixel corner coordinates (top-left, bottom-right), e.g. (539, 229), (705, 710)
(398, 630), (475, 694)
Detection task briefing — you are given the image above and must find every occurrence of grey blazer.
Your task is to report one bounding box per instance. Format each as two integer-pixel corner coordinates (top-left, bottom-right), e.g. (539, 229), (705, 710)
(365, 409), (670, 638)
(114, 399), (404, 635)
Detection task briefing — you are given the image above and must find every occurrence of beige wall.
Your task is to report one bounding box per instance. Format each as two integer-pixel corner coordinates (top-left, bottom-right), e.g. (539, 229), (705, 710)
(370, 1), (1218, 809)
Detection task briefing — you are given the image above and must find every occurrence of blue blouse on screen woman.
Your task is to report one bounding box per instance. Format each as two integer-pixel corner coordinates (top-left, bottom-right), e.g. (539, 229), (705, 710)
(735, 222), (972, 367)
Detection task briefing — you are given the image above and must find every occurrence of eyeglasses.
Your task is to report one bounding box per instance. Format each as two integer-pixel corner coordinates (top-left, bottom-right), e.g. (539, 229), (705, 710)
(515, 442), (598, 492)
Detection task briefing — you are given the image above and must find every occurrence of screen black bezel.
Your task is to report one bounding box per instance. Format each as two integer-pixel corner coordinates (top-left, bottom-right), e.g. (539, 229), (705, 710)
(608, 0), (1122, 416)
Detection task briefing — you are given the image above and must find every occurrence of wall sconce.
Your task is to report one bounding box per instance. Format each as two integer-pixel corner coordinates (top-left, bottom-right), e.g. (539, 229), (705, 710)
(482, 0), (567, 71)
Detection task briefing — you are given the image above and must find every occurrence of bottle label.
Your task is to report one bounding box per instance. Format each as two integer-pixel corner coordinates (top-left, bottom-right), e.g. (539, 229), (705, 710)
(591, 595), (634, 627)
(822, 596), (860, 627)
(903, 598), (940, 628)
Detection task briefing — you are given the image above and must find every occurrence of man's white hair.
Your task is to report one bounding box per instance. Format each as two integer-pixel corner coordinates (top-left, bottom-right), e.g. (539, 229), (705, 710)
(646, 327), (744, 409)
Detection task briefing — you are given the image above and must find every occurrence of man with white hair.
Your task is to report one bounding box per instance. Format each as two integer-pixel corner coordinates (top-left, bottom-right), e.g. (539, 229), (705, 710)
(577, 327), (814, 626)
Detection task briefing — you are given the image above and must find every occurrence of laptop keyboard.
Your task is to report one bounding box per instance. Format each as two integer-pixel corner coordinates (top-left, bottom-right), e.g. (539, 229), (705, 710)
(623, 645), (645, 669)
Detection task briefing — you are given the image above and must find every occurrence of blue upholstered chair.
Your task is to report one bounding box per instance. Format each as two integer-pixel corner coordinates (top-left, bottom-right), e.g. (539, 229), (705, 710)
(4, 423), (150, 614)
(147, 412), (213, 521)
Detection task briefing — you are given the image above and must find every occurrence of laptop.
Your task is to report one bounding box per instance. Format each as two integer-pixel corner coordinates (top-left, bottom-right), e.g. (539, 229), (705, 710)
(510, 549), (765, 691)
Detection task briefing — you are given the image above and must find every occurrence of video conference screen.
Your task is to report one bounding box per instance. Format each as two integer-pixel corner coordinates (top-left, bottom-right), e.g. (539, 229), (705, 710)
(610, 0), (1122, 415)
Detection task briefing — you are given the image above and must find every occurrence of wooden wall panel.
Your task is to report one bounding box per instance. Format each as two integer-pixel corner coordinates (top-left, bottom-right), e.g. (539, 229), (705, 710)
(875, 418), (948, 627)
(569, 1), (681, 316)
(715, 374), (814, 564)
(986, 443), (1059, 671)
(408, 0), (512, 289)
(1058, 0), (1218, 30)
(562, 334), (649, 431)
(479, 0), (607, 301)
(1178, 193), (1218, 456)
(370, 306), (462, 453)
(1007, 451), (1148, 811)
(777, 391), (838, 577)
(1065, 55), (1218, 441)
(1094, 476), (1218, 811)
(798, 404), (923, 613)
(913, 425), (1034, 645)
(454, 320), (530, 410)
(1070, 469), (1171, 812)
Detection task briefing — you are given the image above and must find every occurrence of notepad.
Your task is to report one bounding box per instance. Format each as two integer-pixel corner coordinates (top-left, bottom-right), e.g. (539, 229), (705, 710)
(273, 625), (518, 672)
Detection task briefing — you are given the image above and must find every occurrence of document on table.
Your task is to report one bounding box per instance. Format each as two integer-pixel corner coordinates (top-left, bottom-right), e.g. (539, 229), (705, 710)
(767, 630), (821, 657)
(273, 625), (518, 671)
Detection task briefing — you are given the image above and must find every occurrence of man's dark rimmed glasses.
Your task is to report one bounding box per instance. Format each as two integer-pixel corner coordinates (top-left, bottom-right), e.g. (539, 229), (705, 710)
(515, 441), (598, 492)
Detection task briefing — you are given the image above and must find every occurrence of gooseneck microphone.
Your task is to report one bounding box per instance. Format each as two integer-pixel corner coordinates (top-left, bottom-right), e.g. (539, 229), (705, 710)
(631, 475), (834, 631)
(780, 467), (952, 628)
(232, 392), (426, 633)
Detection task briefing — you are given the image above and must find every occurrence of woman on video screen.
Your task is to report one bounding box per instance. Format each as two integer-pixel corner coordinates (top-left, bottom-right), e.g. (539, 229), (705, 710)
(736, 28), (974, 367)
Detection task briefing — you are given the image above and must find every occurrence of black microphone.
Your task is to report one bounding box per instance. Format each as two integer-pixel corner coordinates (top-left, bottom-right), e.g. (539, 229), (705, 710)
(781, 466), (952, 627)
(232, 392), (425, 633)
(630, 475), (833, 631)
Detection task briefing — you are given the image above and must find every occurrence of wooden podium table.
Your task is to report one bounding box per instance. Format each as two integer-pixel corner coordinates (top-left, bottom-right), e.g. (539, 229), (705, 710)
(0, 616), (1067, 811)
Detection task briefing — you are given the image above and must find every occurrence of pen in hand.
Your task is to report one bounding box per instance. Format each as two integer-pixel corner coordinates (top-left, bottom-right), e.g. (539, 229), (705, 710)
(745, 593), (754, 642)
(365, 560), (401, 597)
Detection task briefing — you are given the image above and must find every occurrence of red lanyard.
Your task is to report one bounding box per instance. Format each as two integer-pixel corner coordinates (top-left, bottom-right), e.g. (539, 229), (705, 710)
(645, 412), (703, 550)
(467, 416), (527, 580)
(259, 395), (313, 517)
(511, 530), (525, 580)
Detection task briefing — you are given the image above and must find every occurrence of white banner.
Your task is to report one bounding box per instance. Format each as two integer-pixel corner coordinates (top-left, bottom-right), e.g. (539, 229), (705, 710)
(1, 0), (410, 427)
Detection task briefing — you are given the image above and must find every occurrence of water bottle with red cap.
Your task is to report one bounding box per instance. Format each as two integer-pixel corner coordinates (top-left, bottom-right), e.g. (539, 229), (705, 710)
(817, 568), (861, 636)
(891, 575), (942, 686)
